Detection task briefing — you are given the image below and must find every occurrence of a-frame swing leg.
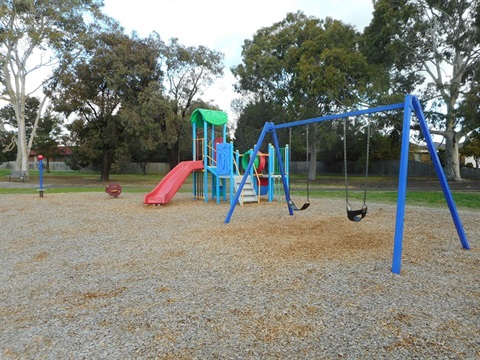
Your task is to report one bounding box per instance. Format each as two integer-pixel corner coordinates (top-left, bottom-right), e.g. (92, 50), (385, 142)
(412, 97), (470, 251)
(392, 97), (413, 274)
(392, 95), (471, 275)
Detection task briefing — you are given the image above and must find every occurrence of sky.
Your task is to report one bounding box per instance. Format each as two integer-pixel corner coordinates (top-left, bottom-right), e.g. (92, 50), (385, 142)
(103, 0), (375, 121)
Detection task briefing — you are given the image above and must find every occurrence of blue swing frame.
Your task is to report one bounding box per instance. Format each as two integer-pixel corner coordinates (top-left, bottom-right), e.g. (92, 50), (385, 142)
(224, 94), (471, 275)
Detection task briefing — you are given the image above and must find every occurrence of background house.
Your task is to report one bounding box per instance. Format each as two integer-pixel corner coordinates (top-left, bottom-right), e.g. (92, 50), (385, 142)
(29, 146), (73, 163)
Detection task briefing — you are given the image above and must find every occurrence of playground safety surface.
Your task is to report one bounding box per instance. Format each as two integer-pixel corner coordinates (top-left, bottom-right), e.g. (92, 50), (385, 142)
(1, 192), (479, 358)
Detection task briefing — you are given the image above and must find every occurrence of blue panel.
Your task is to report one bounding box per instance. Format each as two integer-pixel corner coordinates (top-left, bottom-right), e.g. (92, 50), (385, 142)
(216, 143), (232, 176)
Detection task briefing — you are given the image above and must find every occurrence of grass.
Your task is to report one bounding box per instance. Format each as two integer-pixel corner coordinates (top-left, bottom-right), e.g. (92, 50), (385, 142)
(1, 169), (479, 210)
(288, 189), (480, 210)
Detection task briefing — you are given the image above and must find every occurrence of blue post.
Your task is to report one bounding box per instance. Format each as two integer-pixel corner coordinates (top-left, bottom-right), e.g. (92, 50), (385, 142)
(391, 96), (413, 274)
(203, 121), (209, 202)
(38, 155), (44, 198)
(192, 123), (198, 199)
(225, 122), (271, 223)
(268, 143), (274, 202)
(412, 96), (470, 250)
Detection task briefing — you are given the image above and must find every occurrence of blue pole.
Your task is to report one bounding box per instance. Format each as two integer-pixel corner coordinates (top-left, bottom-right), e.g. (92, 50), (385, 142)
(412, 96), (470, 250)
(203, 121), (209, 202)
(225, 122), (272, 223)
(38, 155), (44, 198)
(268, 143), (274, 202)
(192, 123), (197, 199)
(392, 95), (413, 274)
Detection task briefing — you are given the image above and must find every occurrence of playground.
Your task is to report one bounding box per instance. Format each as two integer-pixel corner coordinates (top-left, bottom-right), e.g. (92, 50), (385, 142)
(1, 191), (479, 358)
(141, 95), (473, 274)
(2, 94), (479, 357)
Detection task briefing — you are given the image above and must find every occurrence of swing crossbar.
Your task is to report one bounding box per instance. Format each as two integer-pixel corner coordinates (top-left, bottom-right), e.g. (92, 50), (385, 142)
(224, 95), (471, 275)
(271, 103), (404, 130)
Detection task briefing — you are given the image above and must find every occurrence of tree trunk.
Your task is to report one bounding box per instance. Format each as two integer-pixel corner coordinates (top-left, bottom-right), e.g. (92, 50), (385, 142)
(140, 162), (147, 175)
(13, 101), (30, 173)
(444, 130), (462, 181)
(443, 110), (462, 181)
(18, 124), (29, 173)
(100, 148), (111, 181)
(166, 140), (180, 170)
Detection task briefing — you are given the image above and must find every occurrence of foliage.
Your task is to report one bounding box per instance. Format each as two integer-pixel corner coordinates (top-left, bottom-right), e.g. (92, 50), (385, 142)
(32, 108), (64, 172)
(363, 0), (480, 181)
(159, 38), (224, 169)
(232, 12), (380, 115)
(49, 23), (163, 180)
(118, 82), (173, 174)
(231, 11), (396, 172)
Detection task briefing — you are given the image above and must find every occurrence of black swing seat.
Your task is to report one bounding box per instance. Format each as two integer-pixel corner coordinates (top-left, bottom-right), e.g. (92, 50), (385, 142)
(288, 199), (310, 211)
(347, 204), (367, 222)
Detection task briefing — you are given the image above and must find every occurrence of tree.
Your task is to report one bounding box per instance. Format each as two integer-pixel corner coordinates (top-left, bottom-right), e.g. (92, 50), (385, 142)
(118, 82), (173, 174)
(233, 99), (284, 153)
(159, 38), (224, 169)
(49, 25), (163, 181)
(232, 12), (381, 178)
(0, 95), (40, 162)
(32, 107), (63, 172)
(364, 0), (480, 181)
(0, 0), (103, 174)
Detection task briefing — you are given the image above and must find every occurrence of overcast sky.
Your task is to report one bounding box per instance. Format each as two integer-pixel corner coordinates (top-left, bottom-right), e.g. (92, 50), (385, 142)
(102, 0), (375, 120)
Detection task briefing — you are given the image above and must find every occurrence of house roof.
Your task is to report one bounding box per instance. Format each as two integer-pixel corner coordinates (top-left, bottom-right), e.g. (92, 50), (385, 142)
(30, 146), (73, 156)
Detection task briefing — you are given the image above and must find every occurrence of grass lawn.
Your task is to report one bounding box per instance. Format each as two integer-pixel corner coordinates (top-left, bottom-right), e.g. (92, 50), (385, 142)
(1, 169), (479, 210)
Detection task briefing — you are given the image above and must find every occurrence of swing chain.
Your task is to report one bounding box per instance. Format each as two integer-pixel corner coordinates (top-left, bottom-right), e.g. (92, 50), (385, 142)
(344, 117), (371, 208)
(288, 127), (292, 165)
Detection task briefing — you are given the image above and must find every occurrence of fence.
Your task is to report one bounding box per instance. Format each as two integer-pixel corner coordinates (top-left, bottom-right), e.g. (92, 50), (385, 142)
(0, 161), (169, 174)
(290, 160), (480, 180)
(1, 160), (478, 180)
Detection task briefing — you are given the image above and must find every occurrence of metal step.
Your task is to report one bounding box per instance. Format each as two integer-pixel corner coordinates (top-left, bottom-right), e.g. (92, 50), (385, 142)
(233, 175), (258, 205)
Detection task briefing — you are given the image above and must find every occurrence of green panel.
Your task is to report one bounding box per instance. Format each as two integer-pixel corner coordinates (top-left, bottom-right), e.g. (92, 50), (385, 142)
(191, 108), (228, 127)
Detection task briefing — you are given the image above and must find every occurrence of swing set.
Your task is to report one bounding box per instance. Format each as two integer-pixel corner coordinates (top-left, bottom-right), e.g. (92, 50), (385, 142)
(225, 94), (471, 274)
(288, 118), (371, 220)
(287, 126), (310, 211)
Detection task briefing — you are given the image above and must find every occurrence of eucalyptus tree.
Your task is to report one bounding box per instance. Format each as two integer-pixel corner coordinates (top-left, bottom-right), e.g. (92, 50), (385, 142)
(49, 24), (163, 181)
(0, 0), (103, 174)
(0, 96), (40, 162)
(363, 0), (480, 181)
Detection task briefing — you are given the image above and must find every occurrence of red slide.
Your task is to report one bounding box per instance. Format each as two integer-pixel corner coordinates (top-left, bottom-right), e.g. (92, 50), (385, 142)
(144, 160), (203, 205)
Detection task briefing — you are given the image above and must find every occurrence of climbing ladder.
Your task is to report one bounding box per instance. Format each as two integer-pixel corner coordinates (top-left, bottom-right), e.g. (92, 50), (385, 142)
(233, 175), (258, 205)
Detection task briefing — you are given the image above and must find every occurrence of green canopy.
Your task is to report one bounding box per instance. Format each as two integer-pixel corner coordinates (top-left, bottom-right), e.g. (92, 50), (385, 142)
(190, 108), (228, 127)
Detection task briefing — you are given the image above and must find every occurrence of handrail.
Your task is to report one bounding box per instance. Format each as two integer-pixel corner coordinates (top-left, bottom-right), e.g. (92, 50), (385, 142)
(205, 142), (217, 166)
(232, 156), (240, 175)
(194, 138), (204, 161)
